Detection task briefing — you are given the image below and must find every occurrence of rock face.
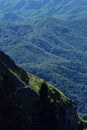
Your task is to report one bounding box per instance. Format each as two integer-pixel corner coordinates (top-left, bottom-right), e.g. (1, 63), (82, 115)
(65, 106), (77, 130)
(17, 84), (79, 130)
(0, 51), (83, 130)
(57, 97), (78, 130)
(50, 93), (79, 130)
(0, 51), (29, 88)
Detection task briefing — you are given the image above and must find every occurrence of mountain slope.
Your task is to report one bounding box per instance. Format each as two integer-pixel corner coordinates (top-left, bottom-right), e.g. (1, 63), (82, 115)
(0, 17), (87, 117)
(0, 51), (84, 130)
(0, 0), (87, 22)
(0, 51), (29, 88)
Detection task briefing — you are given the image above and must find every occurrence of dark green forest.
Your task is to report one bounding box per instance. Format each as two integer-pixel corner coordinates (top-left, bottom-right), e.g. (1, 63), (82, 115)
(0, 0), (87, 128)
(0, 17), (87, 119)
(0, 51), (86, 130)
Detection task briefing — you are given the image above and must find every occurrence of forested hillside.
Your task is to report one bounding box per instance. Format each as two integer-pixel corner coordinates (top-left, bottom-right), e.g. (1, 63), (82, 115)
(0, 51), (84, 130)
(0, 0), (87, 22)
(0, 17), (87, 118)
(0, 0), (87, 121)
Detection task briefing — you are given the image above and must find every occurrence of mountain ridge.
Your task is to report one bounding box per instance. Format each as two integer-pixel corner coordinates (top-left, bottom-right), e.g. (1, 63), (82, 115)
(0, 51), (84, 130)
(0, 0), (87, 121)
(0, 17), (87, 117)
(0, 0), (87, 22)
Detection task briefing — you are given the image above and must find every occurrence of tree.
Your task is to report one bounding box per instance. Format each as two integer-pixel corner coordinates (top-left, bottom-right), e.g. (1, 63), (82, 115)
(39, 81), (49, 130)
(39, 81), (48, 103)
(39, 81), (59, 130)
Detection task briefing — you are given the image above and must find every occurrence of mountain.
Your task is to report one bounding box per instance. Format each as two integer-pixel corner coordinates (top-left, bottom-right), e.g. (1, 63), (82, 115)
(0, 51), (29, 88)
(0, 51), (85, 130)
(0, 17), (87, 119)
(0, 0), (87, 121)
(0, 0), (87, 22)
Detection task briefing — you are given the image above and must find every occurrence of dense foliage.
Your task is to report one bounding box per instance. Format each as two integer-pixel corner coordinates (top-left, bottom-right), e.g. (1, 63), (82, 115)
(0, 18), (87, 118)
(1, 51), (85, 130)
(0, 0), (87, 22)
(0, 0), (87, 127)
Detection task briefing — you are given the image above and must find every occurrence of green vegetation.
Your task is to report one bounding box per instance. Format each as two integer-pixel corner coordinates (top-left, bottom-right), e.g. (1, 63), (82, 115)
(0, 17), (87, 118)
(0, 0), (87, 127)
(0, 0), (87, 22)
(0, 51), (85, 130)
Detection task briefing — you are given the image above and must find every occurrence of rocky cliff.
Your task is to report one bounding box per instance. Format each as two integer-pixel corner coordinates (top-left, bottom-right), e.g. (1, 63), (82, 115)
(0, 51), (84, 130)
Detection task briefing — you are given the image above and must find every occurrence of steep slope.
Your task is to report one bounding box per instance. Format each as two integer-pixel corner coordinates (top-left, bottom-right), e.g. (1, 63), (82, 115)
(0, 18), (87, 117)
(0, 51), (29, 88)
(0, 0), (87, 22)
(0, 51), (84, 130)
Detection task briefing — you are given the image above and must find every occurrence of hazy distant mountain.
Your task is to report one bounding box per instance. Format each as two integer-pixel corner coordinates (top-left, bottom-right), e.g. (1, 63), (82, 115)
(0, 0), (87, 22)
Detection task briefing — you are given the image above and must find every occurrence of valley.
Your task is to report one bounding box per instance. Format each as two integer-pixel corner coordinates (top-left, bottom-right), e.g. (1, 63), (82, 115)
(0, 0), (87, 122)
(0, 0), (87, 22)
(0, 51), (83, 130)
(0, 17), (87, 119)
